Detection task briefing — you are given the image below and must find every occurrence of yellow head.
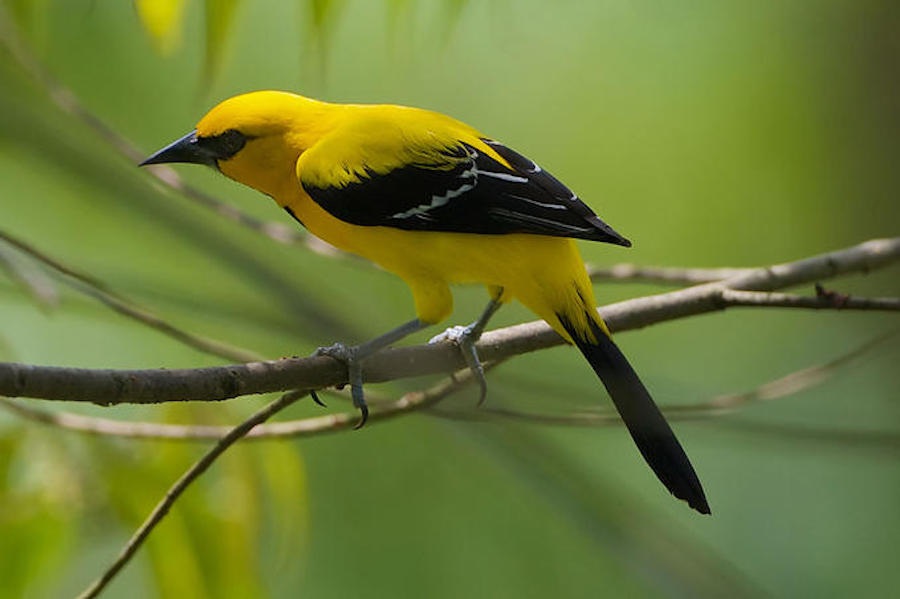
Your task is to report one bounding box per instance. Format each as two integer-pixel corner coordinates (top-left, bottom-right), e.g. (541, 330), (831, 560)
(141, 90), (335, 198)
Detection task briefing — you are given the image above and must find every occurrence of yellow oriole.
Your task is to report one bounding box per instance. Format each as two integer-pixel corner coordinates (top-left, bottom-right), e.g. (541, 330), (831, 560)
(141, 91), (709, 514)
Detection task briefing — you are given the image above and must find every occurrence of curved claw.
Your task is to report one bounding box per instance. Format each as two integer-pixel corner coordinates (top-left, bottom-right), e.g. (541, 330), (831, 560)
(476, 381), (487, 407)
(313, 341), (372, 424)
(354, 404), (369, 430)
(312, 320), (427, 431)
(310, 390), (327, 407)
(458, 336), (489, 406)
(431, 323), (490, 406)
(316, 342), (370, 429)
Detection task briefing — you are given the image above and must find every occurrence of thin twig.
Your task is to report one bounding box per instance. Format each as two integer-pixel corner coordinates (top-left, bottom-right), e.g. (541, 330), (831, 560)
(74, 389), (307, 599)
(0, 243), (58, 309)
(0, 229), (263, 363)
(1, 238), (896, 406)
(713, 420), (900, 451)
(74, 368), (484, 597)
(674, 328), (898, 413)
(432, 329), (899, 425)
(720, 289), (900, 311)
(0, 229), (129, 300)
(0, 8), (345, 257)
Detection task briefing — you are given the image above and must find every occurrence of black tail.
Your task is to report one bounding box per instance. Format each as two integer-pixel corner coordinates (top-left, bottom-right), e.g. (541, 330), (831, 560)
(559, 314), (710, 515)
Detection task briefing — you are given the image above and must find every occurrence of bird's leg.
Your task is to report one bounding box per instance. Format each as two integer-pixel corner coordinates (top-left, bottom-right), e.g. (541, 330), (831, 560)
(315, 318), (426, 428)
(428, 294), (503, 406)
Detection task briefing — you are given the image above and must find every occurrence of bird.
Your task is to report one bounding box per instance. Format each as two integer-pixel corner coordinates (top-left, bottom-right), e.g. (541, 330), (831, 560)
(141, 90), (710, 514)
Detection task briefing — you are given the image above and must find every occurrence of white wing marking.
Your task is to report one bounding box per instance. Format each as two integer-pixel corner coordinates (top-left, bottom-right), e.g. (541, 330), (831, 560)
(476, 170), (529, 183)
(487, 207), (594, 233)
(505, 193), (567, 210)
(390, 153), (479, 219)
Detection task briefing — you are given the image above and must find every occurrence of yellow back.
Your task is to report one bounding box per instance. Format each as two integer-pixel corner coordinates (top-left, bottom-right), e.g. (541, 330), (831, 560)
(196, 91), (508, 198)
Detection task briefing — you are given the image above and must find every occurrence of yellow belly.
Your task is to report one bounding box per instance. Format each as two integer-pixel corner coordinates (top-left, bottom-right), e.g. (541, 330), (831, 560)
(284, 192), (601, 338)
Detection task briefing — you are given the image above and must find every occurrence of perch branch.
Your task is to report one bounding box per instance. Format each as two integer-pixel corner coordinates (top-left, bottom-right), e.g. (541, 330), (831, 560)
(0, 237), (896, 406)
(0, 364), (494, 440)
(588, 263), (751, 285)
(4, 325), (893, 440)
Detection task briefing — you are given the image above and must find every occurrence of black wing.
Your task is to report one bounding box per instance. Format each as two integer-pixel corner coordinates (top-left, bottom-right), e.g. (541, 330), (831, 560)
(301, 138), (631, 246)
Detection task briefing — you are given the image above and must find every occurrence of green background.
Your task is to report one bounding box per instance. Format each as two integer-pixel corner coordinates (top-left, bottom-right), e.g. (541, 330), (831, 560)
(1, 0), (898, 597)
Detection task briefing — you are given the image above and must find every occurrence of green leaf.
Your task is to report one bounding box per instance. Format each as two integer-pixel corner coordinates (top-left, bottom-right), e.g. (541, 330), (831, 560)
(307, 0), (339, 32)
(203, 0), (242, 83)
(133, 0), (188, 55)
(299, 0), (345, 85)
(436, 0), (468, 45)
(2, 0), (49, 32)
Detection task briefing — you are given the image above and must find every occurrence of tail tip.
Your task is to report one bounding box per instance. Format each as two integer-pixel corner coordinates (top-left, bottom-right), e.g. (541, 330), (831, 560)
(682, 489), (711, 515)
(691, 497), (712, 515)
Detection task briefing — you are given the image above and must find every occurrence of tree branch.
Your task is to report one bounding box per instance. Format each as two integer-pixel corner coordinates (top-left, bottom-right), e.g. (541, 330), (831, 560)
(588, 263), (752, 285)
(1, 238), (896, 406)
(74, 389), (307, 599)
(4, 325), (893, 441)
(0, 364), (494, 440)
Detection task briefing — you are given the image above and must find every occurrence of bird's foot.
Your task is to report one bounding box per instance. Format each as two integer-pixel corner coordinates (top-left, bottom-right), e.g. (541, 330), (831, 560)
(428, 325), (470, 345)
(428, 323), (489, 406)
(313, 342), (368, 428)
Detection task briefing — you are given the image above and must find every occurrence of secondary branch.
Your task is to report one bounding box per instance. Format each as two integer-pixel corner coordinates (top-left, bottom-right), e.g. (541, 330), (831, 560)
(0, 238), (897, 405)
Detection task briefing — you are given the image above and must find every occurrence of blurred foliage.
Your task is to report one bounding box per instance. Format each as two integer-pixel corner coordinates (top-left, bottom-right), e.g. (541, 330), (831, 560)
(0, 0), (899, 597)
(202, 0), (242, 82)
(134, 0), (188, 55)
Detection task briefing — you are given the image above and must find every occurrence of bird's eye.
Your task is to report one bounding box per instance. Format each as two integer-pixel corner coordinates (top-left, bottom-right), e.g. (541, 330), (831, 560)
(216, 129), (248, 157)
(198, 129), (248, 161)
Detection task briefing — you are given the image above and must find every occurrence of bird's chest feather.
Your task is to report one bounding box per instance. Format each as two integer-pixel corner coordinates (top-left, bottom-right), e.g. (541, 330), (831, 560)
(279, 189), (519, 285)
(281, 191), (435, 272)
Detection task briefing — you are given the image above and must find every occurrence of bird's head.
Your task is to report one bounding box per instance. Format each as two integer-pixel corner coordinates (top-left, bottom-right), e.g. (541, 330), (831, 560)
(140, 90), (333, 197)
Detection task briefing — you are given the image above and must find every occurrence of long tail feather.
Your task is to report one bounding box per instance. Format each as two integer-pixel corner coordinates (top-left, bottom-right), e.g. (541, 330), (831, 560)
(558, 312), (711, 515)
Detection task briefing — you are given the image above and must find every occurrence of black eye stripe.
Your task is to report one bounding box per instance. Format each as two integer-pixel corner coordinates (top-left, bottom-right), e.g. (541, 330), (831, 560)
(198, 129), (248, 160)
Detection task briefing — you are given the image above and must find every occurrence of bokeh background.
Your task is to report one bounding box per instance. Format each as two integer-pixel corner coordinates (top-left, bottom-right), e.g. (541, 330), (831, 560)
(1, 0), (899, 597)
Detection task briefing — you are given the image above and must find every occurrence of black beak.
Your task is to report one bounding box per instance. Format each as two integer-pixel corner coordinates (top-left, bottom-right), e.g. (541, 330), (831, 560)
(139, 130), (216, 167)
